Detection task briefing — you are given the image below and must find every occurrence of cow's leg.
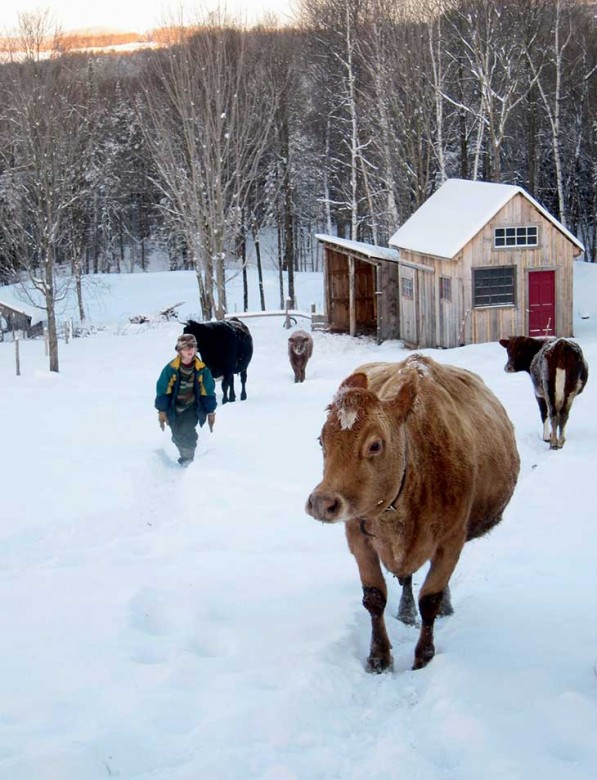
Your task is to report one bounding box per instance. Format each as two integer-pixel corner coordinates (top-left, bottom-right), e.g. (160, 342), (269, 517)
(345, 522), (393, 673)
(221, 377), (229, 404)
(396, 575), (417, 625)
(222, 373), (235, 403)
(556, 400), (573, 449)
(239, 369), (247, 400)
(548, 411), (559, 449)
(414, 541), (462, 670)
(438, 585), (454, 617)
(536, 396), (550, 442)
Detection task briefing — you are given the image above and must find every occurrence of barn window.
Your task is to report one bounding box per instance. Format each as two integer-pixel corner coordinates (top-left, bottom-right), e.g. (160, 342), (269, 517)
(494, 226), (538, 248)
(473, 267), (516, 307)
(401, 277), (414, 300)
(439, 277), (452, 302)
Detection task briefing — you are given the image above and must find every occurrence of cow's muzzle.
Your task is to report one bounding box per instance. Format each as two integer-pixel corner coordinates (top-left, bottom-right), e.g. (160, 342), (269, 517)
(305, 489), (346, 522)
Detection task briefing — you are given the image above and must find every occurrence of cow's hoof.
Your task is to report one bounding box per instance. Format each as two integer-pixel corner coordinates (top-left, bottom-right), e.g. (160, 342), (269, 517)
(396, 609), (418, 626)
(366, 654), (393, 674)
(412, 644), (435, 670)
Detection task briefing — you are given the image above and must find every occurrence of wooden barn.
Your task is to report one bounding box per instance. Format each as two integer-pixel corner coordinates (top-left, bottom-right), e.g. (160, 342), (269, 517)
(316, 179), (584, 348)
(0, 300), (44, 338)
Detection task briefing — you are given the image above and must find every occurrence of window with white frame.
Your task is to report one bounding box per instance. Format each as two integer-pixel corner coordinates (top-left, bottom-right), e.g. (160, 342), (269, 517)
(473, 267), (516, 307)
(494, 226), (538, 248)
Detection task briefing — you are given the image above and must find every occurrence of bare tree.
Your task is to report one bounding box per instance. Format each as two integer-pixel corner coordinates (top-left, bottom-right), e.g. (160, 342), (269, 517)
(444, 0), (539, 181)
(140, 14), (278, 319)
(0, 16), (92, 371)
(524, 0), (597, 227)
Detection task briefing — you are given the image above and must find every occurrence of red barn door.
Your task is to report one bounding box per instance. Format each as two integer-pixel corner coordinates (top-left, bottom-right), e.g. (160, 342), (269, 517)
(528, 270), (555, 337)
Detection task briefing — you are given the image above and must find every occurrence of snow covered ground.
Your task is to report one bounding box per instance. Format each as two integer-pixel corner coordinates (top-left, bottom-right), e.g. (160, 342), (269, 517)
(0, 263), (596, 780)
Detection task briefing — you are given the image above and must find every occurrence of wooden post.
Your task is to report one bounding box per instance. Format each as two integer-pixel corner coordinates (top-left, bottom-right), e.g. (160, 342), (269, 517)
(44, 327), (49, 356)
(348, 256), (356, 336)
(284, 297), (292, 329)
(15, 337), (20, 376)
(64, 320), (69, 344)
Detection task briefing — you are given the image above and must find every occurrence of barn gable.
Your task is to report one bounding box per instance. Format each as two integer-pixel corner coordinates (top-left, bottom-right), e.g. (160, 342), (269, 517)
(389, 178), (584, 260)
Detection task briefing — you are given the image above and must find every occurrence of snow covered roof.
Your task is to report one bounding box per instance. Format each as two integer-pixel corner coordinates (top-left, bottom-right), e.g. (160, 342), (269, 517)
(0, 298), (44, 325)
(389, 178), (585, 259)
(316, 234), (400, 263)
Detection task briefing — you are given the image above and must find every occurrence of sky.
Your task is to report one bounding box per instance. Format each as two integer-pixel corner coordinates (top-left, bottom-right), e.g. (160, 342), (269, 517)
(1, 0), (297, 34)
(0, 258), (596, 779)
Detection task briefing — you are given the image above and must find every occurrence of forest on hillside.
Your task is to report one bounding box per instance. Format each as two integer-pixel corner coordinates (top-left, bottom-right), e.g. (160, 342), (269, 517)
(0, 0), (595, 365)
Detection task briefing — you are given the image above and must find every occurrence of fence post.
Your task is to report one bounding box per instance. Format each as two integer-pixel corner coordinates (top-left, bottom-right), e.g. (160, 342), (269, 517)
(44, 327), (49, 356)
(284, 297), (292, 329)
(64, 320), (69, 344)
(15, 336), (20, 376)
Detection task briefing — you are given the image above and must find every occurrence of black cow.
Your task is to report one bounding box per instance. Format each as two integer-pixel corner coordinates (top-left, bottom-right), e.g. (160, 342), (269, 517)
(500, 336), (588, 449)
(183, 318), (253, 404)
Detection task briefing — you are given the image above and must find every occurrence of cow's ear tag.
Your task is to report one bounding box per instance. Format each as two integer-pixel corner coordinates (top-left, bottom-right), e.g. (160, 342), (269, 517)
(339, 372), (368, 391)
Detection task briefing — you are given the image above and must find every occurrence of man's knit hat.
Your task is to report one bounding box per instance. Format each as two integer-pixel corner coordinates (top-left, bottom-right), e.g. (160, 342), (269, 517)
(176, 333), (197, 352)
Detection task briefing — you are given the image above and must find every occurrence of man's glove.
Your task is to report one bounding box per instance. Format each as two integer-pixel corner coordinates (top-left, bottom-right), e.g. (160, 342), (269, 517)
(207, 413), (216, 432)
(158, 411), (169, 431)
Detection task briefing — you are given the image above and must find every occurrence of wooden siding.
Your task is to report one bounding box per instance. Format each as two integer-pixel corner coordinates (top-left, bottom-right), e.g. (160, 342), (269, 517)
(398, 257), (436, 348)
(325, 248), (377, 336)
(378, 262), (400, 340)
(326, 249), (350, 332)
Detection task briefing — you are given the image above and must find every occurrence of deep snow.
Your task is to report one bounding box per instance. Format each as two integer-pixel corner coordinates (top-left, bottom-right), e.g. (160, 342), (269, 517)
(0, 263), (596, 780)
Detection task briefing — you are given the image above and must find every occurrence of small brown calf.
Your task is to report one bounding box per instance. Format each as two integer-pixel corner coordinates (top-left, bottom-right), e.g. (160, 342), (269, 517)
(306, 356), (520, 673)
(499, 336), (588, 449)
(288, 330), (313, 383)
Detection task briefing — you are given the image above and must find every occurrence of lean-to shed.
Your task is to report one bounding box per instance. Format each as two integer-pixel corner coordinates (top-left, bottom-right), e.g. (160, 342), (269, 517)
(315, 235), (414, 343)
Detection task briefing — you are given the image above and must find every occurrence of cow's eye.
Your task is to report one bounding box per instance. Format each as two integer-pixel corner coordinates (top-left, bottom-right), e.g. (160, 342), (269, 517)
(367, 440), (383, 456)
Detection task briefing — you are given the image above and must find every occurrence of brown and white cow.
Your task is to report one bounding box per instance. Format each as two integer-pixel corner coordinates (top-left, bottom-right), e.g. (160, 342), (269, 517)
(499, 336), (588, 449)
(288, 330), (314, 383)
(306, 355), (520, 673)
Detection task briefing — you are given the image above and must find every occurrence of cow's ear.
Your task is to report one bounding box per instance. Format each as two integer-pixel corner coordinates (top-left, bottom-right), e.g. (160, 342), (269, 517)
(339, 372), (368, 391)
(389, 377), (417, 419)
(499, 338), (510, 348)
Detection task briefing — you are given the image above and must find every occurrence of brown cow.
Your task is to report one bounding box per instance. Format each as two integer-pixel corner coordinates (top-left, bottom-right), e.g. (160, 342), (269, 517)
(499, 336), (588, 449)
(306, 355), (520, 673)
(288, 330), (314, 383)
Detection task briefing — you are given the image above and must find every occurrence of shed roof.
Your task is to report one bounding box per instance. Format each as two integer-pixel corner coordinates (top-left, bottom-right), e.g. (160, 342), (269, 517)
(389, 178), (585, 259)
(316, 234), (400, 264)
(0, 298), (43, 325)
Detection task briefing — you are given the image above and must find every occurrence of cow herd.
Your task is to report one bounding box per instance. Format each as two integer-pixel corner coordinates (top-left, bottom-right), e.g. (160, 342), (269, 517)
(180, 317), (589, 676)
